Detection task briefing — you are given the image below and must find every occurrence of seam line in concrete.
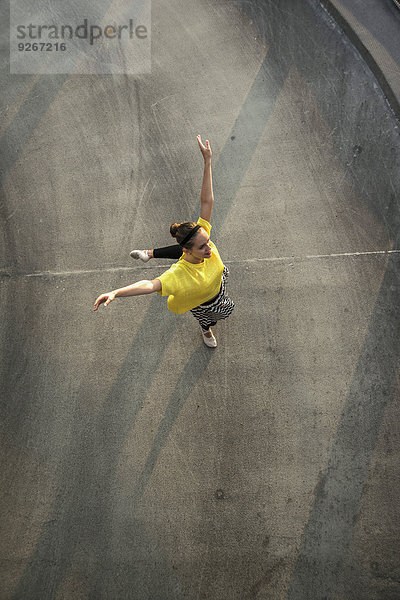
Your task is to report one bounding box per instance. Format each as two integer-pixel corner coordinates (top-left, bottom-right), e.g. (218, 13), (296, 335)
(230, 249), (400, 262)
(1, 249), (399, 280)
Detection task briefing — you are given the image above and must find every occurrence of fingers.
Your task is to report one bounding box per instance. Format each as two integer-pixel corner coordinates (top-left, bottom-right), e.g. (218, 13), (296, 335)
(93, 294), (111, 311)
(93, 297), (102, 311)
(197, 135), (211, 154)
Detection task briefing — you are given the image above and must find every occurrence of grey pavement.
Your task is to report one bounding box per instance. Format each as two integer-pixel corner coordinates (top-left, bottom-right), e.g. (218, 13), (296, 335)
(1, 0), (400, 599)
(326, 0), (400, 104)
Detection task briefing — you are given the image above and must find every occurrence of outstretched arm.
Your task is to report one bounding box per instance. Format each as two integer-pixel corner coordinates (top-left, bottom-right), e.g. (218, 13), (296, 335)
(93, 278), (162, 310)
(197, 135), (214, 222)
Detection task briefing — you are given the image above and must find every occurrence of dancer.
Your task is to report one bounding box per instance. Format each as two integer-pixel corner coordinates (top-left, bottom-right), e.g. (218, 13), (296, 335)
(93, 135), (234, 347)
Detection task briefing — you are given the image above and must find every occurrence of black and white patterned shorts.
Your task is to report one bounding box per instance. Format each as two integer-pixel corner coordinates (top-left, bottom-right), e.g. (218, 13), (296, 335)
(190, 266), (234, 330)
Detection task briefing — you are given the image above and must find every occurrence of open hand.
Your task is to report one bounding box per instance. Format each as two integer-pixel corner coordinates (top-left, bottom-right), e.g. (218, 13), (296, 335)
(197, 135), (212, 161)
(93, 292), (116, 311)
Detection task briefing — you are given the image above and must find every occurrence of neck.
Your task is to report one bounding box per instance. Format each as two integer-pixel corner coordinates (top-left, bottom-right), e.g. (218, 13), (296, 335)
(183, 253), (204, 264)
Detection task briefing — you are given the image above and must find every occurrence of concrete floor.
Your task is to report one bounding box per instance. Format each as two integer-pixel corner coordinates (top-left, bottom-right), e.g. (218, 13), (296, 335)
(326, 0), (400, 104)
(1, 0), (400, 599)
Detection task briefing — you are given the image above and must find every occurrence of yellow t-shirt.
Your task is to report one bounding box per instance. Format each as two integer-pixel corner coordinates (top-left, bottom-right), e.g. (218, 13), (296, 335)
(156, 217), (224, 314)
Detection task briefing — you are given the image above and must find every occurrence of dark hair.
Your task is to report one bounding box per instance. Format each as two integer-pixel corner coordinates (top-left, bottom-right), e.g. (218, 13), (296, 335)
(170, 221), (199, 248)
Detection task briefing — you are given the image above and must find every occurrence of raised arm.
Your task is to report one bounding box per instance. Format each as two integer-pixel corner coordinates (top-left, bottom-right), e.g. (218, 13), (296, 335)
(197, 135), (214, 222)
(93, 278), (161, 310)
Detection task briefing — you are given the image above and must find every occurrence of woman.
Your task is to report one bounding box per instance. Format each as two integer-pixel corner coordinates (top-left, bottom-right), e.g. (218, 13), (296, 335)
(93, 135), (234, 348)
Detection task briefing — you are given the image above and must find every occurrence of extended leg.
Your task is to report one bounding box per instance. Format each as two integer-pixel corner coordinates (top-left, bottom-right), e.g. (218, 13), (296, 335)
(153, 244), (182, 259)
(130, 244), (182, 261)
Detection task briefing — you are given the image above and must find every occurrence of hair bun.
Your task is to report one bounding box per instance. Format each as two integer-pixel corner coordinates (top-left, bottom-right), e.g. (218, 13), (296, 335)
(170, 222), (180, 238)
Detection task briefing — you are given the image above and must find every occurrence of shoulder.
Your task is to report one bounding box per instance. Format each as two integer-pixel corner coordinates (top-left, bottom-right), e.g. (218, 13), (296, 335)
(156, 262), (182, 296)
(197, 217), (211, 236)
(157, 262), (180, 280)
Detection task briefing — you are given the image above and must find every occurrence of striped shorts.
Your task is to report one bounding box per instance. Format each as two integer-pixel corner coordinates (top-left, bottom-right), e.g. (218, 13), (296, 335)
(190, 266), (234, 331)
